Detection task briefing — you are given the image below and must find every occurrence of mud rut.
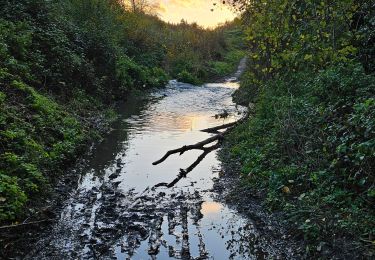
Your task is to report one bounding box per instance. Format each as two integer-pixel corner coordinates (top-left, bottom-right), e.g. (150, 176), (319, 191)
(33, 168), (281, 259)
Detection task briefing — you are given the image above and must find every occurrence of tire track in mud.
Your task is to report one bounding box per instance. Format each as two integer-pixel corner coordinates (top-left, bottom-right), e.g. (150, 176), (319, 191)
(30, 165), (301, 259)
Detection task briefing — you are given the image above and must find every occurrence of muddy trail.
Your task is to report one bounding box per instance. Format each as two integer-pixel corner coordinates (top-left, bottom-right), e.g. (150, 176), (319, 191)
(24, 59), (301, 259)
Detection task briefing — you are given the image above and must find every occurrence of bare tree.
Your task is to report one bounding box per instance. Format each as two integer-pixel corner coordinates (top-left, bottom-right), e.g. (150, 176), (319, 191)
(121, 0), (158, 13)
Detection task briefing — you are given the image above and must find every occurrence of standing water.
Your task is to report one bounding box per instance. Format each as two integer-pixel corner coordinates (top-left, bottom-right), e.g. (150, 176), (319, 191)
(30, 59), (287, 259)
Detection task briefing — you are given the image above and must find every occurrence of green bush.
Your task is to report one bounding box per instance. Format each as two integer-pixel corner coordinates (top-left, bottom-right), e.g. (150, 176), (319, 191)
(0, 80), (86, 222)
(177, 70), (201, 85)
(145, 67), (169, 88)
(227, 62), (375, 252)
(0, 173), (27, 221)
(209, 61), (232, 77)
(215, 49), (245, 75)
(224, 1), (375, 253)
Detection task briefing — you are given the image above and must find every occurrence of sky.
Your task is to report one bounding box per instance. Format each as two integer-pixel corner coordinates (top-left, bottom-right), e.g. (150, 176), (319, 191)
(153, 0), (237, 28)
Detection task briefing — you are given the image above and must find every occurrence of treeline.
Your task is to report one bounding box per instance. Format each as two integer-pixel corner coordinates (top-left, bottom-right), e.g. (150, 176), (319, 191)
(0, 0), (241, 223)
(226, 0), (374, 257)
(1, 0), (232, 101)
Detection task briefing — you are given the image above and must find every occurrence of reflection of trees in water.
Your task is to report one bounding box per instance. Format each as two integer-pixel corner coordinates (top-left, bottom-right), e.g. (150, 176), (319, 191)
(45, 179), (211, 259)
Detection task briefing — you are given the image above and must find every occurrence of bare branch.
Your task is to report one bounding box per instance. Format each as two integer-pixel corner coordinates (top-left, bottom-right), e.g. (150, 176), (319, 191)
(152, 134), (224, 165)
(201, 111), (250, 134)
(200, 121), (237, 133)
(152, 111), (250, 188)
(0, 219), (53, 230)
(154, 142), (221, 188)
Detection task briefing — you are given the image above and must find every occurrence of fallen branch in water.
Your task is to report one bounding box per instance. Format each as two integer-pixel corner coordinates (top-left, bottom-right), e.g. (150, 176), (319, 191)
(154, 142), (221, 188)
(201, 111), (249, 134)
(152, 134), (224, 166)
(152, 111), (249, 188)
(200, 121), (237, 134)
(0, 219), (53, 230)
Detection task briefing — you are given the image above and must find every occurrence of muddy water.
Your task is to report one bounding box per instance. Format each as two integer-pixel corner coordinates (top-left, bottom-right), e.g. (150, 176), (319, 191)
(30, 60), (279, 259)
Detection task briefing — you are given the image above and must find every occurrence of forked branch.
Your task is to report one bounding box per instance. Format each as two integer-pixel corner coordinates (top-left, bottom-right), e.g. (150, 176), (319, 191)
(152, 134), (224, 165)
(152, 111), (249, 188)
(154, 142), (221, 188)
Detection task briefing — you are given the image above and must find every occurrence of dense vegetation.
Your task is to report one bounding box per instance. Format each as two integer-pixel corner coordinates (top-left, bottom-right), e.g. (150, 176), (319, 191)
(0, 0), (242, 223)
(3, 0), (373, 257)
(225, 0), (374, 256)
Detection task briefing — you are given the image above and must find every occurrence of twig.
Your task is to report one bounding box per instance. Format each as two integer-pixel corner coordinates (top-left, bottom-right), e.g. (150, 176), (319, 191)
(200, 121), (237, 133)
(0, 219), (53, 230)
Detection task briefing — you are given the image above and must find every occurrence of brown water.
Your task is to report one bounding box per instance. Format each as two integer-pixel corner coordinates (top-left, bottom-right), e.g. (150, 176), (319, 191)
(30, 59), (292, 259)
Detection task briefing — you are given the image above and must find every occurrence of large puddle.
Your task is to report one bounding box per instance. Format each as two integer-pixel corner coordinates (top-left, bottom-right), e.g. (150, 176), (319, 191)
(30, 60), (287, 259)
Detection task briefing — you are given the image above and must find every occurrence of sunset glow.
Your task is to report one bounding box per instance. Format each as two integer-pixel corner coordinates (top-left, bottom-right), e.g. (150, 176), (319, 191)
(200, 201), (223, 215)
(155, 0), (237, 28)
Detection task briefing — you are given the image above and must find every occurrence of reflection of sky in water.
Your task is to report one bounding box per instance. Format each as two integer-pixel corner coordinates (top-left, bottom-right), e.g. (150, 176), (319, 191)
(90, 81), (245, 193)
(114, 81), (249, 259)
(45, 73), (253, 259)
(200, 201), (222, 216)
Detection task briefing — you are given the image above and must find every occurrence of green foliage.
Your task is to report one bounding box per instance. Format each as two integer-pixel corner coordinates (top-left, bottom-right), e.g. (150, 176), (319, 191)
(229, 63), (375, 252)
(226, 0), (375, 255)
(0, 173), (27, 221)
(176, 70), (201, 85)
(146, 67), (169, 88)
(0, 80), (87, 222)
(209, 49), (246, 78)
(116, 55), (168, 90)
